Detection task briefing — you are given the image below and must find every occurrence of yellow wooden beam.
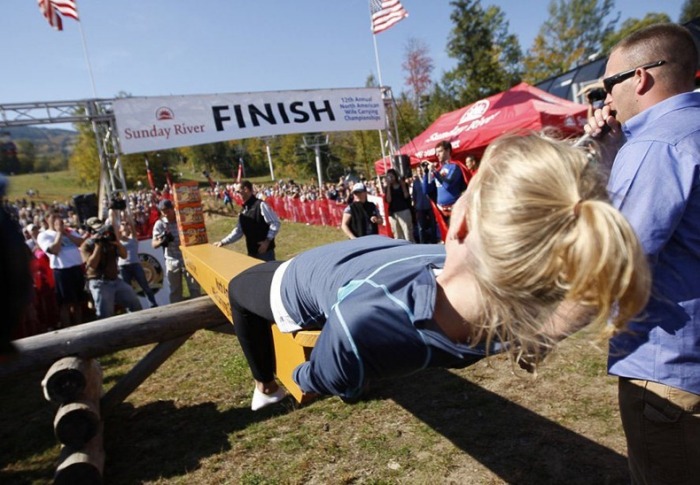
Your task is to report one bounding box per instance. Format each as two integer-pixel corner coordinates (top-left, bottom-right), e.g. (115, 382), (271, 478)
(181, 244), (318, 403)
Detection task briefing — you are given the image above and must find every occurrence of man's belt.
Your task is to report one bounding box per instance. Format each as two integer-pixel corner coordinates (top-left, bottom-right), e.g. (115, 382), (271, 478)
(437, 204), (453, 217)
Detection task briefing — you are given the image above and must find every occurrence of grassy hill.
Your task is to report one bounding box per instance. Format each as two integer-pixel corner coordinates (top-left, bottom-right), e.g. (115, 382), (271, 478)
(3, 126), (76, 157)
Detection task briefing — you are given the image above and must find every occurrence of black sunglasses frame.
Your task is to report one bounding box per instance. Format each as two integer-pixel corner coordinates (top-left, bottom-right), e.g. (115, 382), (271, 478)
(603, 60), (666, 94)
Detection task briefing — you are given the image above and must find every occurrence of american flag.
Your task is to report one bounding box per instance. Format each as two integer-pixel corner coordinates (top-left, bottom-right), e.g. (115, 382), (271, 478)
(370, 0), (408, 34)
(37, 0), (79, 31)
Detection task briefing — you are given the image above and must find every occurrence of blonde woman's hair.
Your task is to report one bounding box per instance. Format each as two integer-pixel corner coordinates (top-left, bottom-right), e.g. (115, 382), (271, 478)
(465, 134), (650, 358)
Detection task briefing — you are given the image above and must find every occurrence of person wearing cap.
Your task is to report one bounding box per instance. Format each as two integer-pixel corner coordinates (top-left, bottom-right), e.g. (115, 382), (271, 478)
(36, 211), (87, 327)
(213, 181), (281, 262)
(340, 182), (381, 239)
(152, 199), (201, 303)
(80, 216), (142, 319)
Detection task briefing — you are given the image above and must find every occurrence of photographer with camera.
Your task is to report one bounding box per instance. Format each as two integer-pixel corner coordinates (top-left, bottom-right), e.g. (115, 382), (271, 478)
(152, 199), (201, 303)
(80, 216), (142, 319)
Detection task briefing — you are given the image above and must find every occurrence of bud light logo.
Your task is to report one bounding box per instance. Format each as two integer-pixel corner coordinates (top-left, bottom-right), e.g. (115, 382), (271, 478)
(458, 99), (490, 125)
(156, 107), (175, 121)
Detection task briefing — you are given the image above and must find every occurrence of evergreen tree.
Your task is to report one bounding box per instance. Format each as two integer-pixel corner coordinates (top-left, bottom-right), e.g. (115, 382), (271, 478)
(522, 0), (618, 84)
(680, 0), (700, 23)
(442, 0), (522, 106)
(601, 13), (672, 54)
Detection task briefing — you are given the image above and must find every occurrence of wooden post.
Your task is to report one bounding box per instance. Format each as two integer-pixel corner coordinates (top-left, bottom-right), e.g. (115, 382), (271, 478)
(54, 400), (100, 450)
(54, 424), (105, 485)
(182, 245), (321, 403)
(42, 357), (100, 404)
(42, 358), (105, 483)
(49, 359), (102, 449)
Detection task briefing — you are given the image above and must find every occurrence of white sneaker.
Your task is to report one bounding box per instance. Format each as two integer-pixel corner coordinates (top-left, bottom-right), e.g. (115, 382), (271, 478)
(251, 387), (287, 411)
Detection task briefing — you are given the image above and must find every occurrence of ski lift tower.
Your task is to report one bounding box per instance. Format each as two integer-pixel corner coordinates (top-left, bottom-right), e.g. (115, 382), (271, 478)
(302, 134), (329, 191)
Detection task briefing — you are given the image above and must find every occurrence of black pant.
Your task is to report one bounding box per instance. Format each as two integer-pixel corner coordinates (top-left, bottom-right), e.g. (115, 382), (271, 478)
(228, 261), (283, 383)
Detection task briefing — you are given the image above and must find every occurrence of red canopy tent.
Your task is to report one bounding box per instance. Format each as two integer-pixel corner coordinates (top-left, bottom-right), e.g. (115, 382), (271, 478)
(375, 82), (589, 175)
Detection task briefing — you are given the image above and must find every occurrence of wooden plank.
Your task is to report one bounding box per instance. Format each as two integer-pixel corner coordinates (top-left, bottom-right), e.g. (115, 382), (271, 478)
(0, 297), (228, 381)
(181, 244), (261, 323)
(271, 325), (316, 404)
(181, 244), (321, 403)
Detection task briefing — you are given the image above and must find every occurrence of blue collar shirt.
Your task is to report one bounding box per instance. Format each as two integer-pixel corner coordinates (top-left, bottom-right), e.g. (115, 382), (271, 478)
(607, 92), (700, 394)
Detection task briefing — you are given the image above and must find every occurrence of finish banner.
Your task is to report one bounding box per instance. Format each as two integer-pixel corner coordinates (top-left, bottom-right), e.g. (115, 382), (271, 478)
(113, 87), (386, 154)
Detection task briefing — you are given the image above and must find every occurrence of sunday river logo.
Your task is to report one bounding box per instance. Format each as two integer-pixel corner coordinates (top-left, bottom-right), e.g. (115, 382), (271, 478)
(156, 106), (175, 120)
(122, 107), (206, 141)
(458, 99), (490, 125)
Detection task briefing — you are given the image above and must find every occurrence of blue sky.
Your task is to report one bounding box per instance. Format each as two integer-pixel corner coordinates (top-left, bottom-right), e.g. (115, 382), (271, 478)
(1, 1), (685, 105)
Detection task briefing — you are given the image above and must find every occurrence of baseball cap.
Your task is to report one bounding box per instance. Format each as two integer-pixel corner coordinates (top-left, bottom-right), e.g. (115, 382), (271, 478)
(86, 217), (105, 232)
(158, 199), (174, 210)
(352, 183), (367, 193)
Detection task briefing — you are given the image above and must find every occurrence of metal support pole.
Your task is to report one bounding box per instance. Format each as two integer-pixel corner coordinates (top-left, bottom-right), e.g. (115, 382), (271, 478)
(314, 145), (323, 189)
(265, 141), (275, 181)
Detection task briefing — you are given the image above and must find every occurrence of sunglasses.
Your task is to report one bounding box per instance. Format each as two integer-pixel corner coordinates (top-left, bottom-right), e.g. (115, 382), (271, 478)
(602, 60), (666, 94)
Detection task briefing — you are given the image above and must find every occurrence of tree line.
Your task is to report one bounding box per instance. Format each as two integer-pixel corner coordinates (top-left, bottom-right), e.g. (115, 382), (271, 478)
(59, 0), (700, 189)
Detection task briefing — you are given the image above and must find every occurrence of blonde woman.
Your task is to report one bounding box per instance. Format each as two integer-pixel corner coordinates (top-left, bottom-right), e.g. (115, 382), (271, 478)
(228, 134), (651, 411)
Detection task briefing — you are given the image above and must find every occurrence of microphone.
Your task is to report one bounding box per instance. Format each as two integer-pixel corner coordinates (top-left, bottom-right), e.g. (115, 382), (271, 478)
(574, 123), (611, 147)
(574, 110), (617, 147)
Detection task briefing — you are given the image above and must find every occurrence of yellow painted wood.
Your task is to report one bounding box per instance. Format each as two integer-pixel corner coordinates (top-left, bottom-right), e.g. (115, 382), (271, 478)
(181, 245), (261, 323)
(182, 244), (320, 403)
(271, 325), (317, 403)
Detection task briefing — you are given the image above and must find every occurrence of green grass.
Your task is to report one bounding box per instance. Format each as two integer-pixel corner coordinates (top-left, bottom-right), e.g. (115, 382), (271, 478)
(4, 170), (92, 204)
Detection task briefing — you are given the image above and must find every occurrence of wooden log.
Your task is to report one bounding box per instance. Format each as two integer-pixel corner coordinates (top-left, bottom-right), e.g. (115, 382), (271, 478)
(54, 424), (105, 485)
(101, 334), (191, 415)
(52, 358), (103, 448)
(42, 357), (102, 404)
(54, 401), (100, 450)
(0, 296), (228, 381)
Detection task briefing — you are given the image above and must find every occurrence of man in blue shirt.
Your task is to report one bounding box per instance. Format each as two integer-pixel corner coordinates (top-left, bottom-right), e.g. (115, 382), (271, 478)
(423, 141), (467, 226)
(586, 23), (700, 484)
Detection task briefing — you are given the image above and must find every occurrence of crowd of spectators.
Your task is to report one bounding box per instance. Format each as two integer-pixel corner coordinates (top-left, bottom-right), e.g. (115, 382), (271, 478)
(2, 190), (168, 338)
(3, 152), (475, 339)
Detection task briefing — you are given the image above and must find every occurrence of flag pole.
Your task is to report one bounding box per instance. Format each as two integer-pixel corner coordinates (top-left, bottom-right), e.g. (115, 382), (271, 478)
(369, 3), (388, 173)
(76, 8), (98, 98)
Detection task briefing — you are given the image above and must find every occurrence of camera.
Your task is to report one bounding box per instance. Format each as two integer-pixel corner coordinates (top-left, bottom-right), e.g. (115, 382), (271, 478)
(109, 194), (127, 211)
(421, 161), (431, 173)
(160, 231), (175, 247)
(586, 87), (607, 103)
(94, 225), (116, 243)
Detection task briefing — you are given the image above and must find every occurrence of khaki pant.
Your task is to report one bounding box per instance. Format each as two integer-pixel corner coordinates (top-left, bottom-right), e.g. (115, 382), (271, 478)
(618, 378), (700, 485)
(388, 208), (414, 242)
